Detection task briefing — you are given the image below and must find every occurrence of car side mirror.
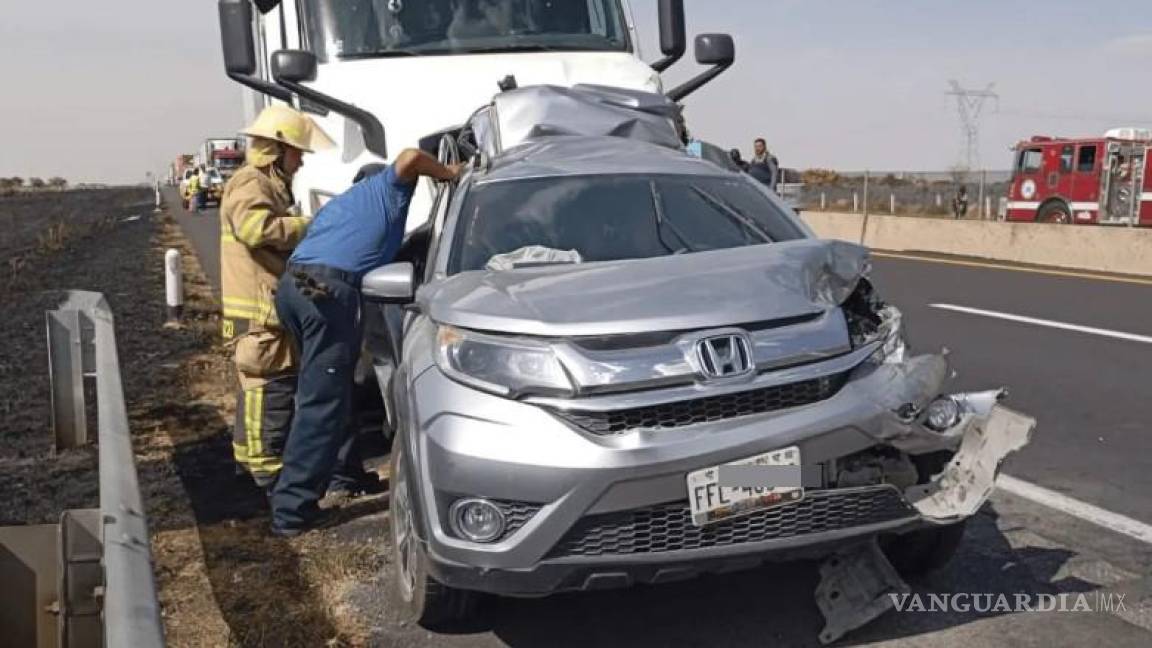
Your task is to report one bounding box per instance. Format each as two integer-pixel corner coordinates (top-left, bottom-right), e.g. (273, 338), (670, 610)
(363, 263), (415, 303)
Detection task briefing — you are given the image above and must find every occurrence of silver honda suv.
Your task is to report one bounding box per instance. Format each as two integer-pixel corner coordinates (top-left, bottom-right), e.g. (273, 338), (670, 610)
(362, 133), (1033, 629)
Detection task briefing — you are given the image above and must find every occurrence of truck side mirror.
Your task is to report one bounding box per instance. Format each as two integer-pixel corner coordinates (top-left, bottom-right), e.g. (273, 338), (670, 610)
(271, 49), (318, 84)
(666, 34), (736, 102)
(651, 0), (686, 73)
(271, 50), (390, 159)
(218, 0), (293, 102)
(362, 263), (415, 303)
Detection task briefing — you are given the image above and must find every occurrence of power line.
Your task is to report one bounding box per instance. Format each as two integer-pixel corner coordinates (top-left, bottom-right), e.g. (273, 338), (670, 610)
(946, 80), (999, 171)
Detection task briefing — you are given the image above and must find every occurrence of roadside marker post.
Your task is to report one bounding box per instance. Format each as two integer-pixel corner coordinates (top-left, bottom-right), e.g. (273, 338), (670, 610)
(164, 249), (183, 323)
(153, 180), (162, 213)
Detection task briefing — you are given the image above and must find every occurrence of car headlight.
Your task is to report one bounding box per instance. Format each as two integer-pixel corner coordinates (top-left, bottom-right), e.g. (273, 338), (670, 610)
(923, 396), (962, 431)
(436, 326), (574, 398)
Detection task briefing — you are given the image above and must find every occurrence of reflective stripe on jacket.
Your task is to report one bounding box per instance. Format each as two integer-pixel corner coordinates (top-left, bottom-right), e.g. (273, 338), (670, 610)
(219, 164), (310, 360)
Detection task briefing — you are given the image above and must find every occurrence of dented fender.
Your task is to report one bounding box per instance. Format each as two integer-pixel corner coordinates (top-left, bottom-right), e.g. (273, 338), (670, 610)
(905, 405), (1035, 522)
(847, 349), (1037, 522)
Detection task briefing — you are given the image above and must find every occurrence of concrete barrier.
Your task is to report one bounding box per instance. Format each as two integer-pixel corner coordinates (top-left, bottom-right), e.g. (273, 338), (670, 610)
(800, 211), (1152, 277)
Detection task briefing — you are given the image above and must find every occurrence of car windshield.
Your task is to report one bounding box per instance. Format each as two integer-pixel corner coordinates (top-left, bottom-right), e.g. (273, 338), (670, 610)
(447, 174), (806, 274)
(301, 0), (630, 62)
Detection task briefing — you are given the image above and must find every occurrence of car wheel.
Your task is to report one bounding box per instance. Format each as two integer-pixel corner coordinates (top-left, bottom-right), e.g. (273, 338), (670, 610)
(883, 520), (966, 577)
(1037, 201), (1071, 224)
(389, 435), (476, 629)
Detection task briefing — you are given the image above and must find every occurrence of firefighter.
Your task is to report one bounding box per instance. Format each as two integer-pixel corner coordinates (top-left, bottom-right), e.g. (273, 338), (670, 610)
(220, 104), (335, 491)
(268, 149), (462, 537)
(186, 169), (202, 212)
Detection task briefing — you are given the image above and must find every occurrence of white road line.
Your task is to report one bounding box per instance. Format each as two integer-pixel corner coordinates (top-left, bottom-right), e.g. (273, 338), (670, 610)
(930, 303), (1152, 344)
(997, 474), (1152, 545)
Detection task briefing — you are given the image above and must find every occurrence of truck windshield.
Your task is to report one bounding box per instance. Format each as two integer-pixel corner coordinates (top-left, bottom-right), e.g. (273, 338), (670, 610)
(301, 0), (631, 62)
(448, 174), (806, 274)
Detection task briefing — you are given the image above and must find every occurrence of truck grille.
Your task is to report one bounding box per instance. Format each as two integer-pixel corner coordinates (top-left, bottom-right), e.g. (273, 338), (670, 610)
(551, 373), (848, 436)
(548, 487), (913, 558)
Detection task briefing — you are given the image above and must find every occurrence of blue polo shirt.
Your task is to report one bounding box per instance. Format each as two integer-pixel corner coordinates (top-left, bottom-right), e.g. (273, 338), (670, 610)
(290, 165), (416, 277)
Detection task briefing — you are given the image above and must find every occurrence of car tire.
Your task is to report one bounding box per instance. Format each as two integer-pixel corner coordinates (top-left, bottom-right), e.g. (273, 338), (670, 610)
(1037, 201), (1071, 224)
(389, 433), (476, 629)
(883, 520), (966, 577)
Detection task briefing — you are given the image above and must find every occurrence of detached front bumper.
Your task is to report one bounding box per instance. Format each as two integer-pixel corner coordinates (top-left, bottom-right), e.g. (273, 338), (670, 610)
(408, 352), (1035, 597)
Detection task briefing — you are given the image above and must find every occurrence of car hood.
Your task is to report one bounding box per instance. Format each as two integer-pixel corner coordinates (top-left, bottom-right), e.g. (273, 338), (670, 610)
(421, 239), (870, 337)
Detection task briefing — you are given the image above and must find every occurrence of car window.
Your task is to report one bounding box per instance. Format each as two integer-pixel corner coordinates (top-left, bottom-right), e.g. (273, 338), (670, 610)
(447, 174), (805, 274)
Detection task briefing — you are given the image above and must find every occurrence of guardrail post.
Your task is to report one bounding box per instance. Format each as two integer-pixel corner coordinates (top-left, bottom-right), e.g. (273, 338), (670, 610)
(47, 309), (87, 450)
(165, 249), (184, 323)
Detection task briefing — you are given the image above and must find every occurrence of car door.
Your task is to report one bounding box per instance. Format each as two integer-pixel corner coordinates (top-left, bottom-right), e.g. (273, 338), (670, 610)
(364, 181), (452, 435)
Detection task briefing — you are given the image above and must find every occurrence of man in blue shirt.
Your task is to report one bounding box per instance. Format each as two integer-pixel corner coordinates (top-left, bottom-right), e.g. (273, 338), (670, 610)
(271, 148), (461, 536)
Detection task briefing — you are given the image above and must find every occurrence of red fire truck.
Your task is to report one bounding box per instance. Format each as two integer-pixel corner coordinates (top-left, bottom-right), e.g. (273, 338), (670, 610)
(1006, 129), (1152, 226)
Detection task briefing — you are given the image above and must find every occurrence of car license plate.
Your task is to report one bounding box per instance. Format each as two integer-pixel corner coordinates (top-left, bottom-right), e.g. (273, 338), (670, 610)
(686, 446), (804, 527)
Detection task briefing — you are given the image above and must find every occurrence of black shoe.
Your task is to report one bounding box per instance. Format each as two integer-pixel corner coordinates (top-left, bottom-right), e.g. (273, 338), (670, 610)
(269, 509), (339, 538)
(328, 472), (385, 499)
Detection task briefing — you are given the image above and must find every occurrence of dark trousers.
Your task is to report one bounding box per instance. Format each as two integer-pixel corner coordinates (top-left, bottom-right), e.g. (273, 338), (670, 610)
(271, 267), (365, 529)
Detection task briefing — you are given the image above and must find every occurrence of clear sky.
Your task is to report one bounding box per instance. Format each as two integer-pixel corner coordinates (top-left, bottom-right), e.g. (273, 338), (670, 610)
(4, 0), (1151, 183)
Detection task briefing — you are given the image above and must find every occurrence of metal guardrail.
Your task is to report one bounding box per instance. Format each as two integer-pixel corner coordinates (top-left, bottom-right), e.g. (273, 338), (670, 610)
(1, 291), (165, 647)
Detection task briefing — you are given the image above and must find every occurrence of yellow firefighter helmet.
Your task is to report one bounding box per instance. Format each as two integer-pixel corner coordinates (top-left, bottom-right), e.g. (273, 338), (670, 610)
(241, 104), (335, 153)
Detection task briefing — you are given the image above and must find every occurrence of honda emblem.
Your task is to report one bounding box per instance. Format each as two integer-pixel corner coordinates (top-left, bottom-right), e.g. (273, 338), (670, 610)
(695, 334), (753, 379)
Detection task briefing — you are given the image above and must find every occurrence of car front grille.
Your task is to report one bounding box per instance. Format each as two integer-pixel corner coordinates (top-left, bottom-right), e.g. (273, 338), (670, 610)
(550, 373), (848, 436)
(548, 486), (914, 558)
(495, 501), (543, 541)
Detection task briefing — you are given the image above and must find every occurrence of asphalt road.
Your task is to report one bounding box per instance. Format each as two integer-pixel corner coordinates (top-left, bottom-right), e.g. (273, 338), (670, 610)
(167, 190), (1152, 645)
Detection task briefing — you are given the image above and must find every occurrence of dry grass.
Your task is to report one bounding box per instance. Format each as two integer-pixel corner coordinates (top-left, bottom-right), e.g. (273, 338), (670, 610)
(141, 216), (387, 647)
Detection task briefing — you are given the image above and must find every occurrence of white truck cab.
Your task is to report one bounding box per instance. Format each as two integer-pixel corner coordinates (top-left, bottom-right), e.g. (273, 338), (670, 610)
(218, 0), (732, 223)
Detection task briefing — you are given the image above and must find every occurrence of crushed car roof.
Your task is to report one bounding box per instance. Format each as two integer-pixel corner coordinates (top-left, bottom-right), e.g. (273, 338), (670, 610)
(477, 135), (734, 184)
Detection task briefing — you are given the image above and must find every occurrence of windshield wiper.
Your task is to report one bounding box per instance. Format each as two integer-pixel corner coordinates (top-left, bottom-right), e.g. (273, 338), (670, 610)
(690, 186), (774, 244)
(650, 181), (695, 254)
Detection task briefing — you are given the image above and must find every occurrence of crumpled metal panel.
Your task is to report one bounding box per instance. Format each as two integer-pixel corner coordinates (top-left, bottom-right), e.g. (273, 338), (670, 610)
(473, 84), (683, 157)
(480, 135), (729, 184)
(423, 238), (870, 337)
(905, 405), (1035, 521)
(815, 538), (910, 645)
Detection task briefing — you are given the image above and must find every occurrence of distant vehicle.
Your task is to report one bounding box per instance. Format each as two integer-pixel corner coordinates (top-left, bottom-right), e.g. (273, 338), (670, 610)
(170, 154), (194, 187)
(179, 167), (224, 210)
(200, 138), (245, 180)
(1007, 129), (1152, 226)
